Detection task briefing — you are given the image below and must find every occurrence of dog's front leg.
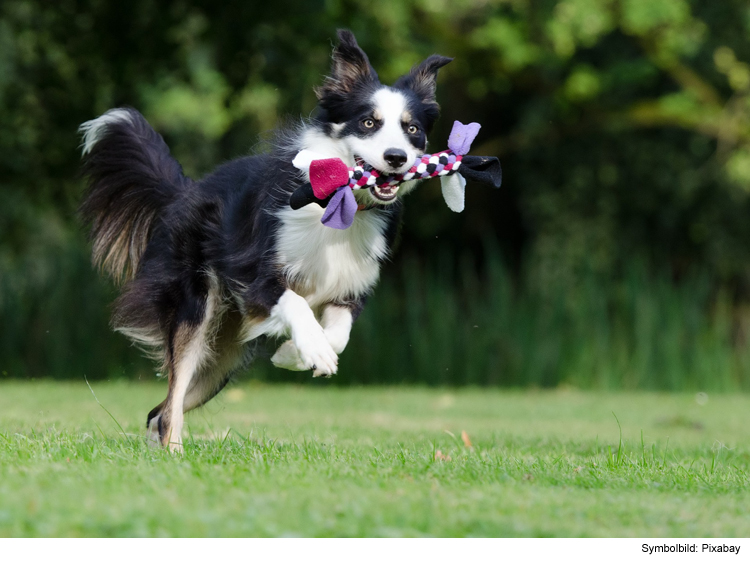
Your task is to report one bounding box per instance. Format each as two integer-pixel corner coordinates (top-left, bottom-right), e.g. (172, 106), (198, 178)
(269, 290), (339, 376)
(272, 303), (354, 377)
(320, 304), (354, 355)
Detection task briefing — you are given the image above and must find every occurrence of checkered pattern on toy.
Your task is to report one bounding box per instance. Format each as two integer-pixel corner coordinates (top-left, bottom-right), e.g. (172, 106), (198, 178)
(347, 151), (464, 190)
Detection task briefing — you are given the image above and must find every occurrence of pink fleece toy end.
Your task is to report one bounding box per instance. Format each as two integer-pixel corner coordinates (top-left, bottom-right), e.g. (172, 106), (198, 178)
(309, 158), (351, 200)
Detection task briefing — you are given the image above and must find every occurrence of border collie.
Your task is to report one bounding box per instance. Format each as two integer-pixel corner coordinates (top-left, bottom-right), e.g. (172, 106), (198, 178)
(79, 30), (452, 450)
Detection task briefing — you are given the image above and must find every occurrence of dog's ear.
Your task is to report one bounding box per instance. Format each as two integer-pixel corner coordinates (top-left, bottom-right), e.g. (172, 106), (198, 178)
(394, 55), (453, 105)
(316, 30), (378, 99)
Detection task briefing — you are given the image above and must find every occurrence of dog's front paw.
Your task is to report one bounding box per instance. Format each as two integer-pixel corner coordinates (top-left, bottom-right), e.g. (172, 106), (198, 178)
(271, 340), (307, 371)
(312, 365), (335, 378)
(294, 328), (338, 376)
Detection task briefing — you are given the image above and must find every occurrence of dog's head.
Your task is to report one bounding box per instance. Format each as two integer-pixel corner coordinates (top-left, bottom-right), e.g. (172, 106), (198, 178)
(314, 30), (452, 204)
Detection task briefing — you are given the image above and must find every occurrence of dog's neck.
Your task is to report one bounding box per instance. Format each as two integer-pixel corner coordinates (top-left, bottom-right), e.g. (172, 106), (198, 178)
(298, 126), (354, 166)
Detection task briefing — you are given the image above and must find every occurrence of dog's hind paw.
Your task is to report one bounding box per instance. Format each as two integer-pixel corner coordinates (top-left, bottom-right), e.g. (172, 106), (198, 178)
(146, 415), (162, 449)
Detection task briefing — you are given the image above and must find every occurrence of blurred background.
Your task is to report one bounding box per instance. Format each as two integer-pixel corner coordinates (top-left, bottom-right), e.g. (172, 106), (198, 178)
(2, 0), (750, 390)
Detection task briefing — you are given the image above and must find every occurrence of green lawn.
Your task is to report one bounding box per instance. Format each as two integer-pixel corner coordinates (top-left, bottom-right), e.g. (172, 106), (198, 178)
(0, 380), (748, 537)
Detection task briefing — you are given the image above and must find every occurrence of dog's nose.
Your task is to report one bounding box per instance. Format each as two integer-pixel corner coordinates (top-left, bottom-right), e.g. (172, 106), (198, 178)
(383, 148), (407, 169)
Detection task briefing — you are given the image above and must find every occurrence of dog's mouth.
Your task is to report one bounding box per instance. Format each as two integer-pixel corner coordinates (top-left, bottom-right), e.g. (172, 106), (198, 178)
(353, 155), (400, 203)
(369, 184), (399, 203)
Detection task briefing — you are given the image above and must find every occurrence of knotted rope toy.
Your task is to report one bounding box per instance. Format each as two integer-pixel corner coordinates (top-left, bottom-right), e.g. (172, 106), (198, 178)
(289, 121), (502, 229)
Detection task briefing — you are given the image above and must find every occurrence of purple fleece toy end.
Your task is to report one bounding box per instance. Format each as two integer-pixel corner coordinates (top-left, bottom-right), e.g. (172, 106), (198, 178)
(447, 121), (481, 155)
(321, 186), (358, 229)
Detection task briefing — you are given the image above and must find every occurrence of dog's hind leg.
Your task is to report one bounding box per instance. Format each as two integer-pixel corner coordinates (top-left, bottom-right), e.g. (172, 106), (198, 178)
(182, 309), (250, 413)
(147, 287), (220, 451)
(146, 401), (166, 446)
(158, 321), (211, 451)
(182, 347), (247, 413)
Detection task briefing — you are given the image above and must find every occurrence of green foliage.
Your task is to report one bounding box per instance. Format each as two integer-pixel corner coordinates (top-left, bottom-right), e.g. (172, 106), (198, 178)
(314, 249), (749, 390)
(1, 382), (749, 536)
(3, 0), (750, 385)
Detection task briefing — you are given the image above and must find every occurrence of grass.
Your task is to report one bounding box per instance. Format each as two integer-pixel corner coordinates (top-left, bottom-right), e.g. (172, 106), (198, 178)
(1, 380), (749, 537)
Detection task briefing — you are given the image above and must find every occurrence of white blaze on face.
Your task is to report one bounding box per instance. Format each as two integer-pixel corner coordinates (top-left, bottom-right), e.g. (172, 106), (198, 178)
(346, 88), (417, 175)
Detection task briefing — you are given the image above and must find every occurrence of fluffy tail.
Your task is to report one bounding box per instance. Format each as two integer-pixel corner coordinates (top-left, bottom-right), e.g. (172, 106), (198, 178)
(79, 108), (189, 284)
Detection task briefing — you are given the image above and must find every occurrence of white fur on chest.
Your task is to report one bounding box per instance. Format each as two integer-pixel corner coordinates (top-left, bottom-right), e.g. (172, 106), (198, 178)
(275, 205), (389, 308)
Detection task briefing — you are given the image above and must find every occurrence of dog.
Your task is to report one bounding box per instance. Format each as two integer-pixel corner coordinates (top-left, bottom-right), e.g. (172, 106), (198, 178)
(79, 30), (452, 450)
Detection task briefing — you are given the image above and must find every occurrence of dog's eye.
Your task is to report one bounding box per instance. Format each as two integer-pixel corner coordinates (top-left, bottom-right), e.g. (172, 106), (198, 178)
(363, 119), (375, 128)
(407, 125), (419, 135)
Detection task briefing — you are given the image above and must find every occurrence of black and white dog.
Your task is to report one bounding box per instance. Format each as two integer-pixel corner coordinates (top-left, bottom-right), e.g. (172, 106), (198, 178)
(79, 30), (451, 450)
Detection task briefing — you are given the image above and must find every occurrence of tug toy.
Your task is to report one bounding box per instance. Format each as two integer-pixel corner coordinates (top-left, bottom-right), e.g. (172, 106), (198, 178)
(289, 121), (502, 229)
